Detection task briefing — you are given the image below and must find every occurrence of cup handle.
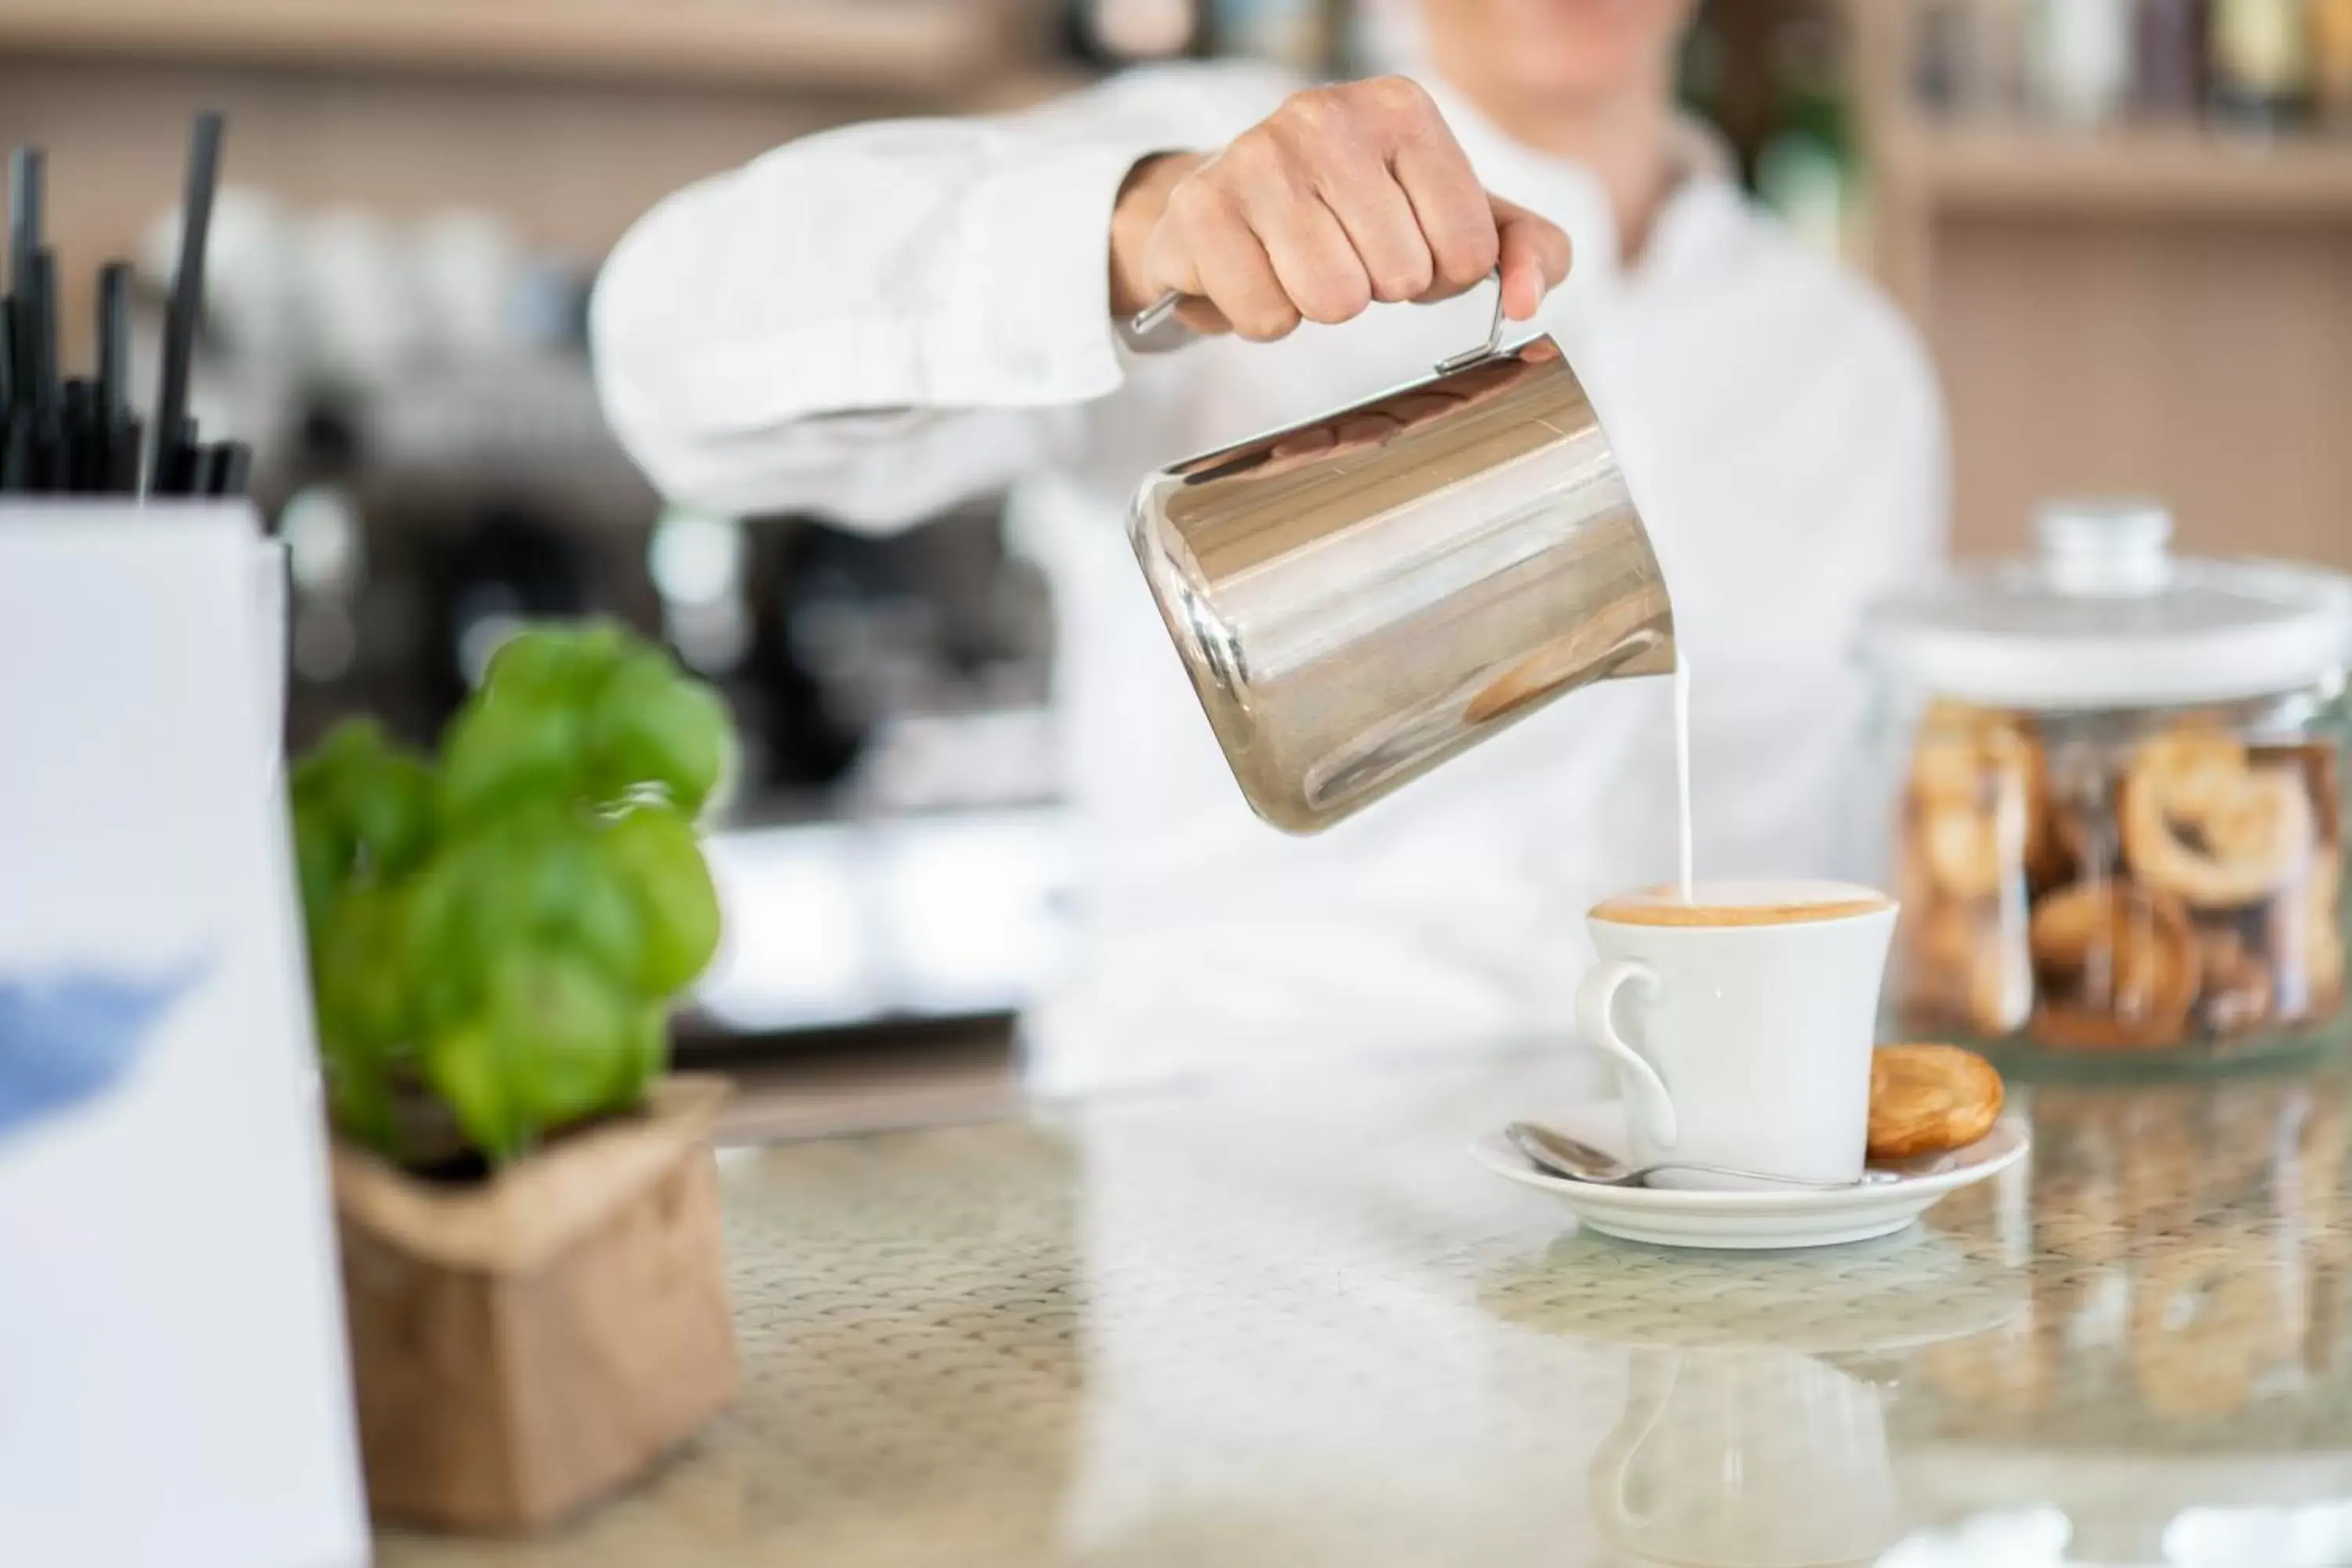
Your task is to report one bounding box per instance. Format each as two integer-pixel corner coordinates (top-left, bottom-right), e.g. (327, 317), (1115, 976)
(1573, 957), (1679, 1149)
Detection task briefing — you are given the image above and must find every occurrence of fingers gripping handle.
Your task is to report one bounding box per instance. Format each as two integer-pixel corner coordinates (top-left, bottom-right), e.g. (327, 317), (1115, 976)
(1573, 958), (1679, 1149)
(1131, 267), (1507, 372)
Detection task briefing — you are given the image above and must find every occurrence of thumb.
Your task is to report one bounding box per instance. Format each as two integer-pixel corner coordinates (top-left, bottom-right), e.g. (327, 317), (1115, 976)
(1490, 197), (1572, 321)
(1138, 225), (1234, 336)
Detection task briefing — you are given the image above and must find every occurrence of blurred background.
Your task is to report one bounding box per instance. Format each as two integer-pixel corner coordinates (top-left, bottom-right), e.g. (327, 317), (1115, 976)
(5, 0), (2347, 1078)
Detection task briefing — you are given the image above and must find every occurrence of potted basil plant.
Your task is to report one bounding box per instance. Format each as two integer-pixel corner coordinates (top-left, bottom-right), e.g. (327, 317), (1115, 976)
(291, 621), (739, 1534)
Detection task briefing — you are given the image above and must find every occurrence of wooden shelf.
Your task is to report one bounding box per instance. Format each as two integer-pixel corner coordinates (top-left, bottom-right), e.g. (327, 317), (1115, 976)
(1884, 122), (2352, 219)
(0, 0), (1025, 93)
(1846, 0), (2352, 579)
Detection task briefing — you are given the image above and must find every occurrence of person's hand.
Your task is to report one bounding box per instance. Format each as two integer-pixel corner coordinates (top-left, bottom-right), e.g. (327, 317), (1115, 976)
(1108, 75), (1572, 343)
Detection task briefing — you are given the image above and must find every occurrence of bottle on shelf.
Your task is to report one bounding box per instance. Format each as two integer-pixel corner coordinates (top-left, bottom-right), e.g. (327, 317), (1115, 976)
(2028, 0), (2134, 125)
(1912, 0), (1976, 113)
(2316, 0), (2352, 129)
(1965, 0), (2038, 118)
(2133, 0), (2210, 120)
(2208, 0), (2313, 130)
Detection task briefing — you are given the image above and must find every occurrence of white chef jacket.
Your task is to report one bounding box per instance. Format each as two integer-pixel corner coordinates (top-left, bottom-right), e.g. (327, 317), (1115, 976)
(591, 62), (1948, 1099)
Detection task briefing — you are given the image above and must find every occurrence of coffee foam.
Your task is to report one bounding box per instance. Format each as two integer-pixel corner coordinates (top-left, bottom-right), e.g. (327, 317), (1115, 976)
(1590, 879), (1894, 928)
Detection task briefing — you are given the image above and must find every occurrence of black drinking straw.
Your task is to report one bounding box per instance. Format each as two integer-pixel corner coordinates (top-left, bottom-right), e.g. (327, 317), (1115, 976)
(157, 418), (200, 497)
(191, 444), (227, 499)
(24, 249), (56, 410)
(212, 441), (252, 499)
(151, 112), (223, 495)
(30, 405), (63, 493)
(5, 147), (40, 430)
(107, 416), (143, 495)
(1, 118), (243, 497)
(60, 379), (95, 491)
(95, 262), (129, 491)
(96, 262), (126, 419)
(6, 147), (39, 289)
(21, 248), (58, 485)
(0, 410), (27, 492)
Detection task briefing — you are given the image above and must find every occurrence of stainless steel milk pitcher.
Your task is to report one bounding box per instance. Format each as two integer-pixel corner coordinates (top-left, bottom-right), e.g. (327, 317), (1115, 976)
(1127, 285), (1676, 833)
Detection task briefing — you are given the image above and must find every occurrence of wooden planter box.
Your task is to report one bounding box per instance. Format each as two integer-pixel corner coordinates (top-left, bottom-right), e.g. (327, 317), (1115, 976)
(331, 1074), (738, 1534)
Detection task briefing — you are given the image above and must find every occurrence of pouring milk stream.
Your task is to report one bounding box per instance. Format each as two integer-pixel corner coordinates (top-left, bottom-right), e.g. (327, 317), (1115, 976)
(1672, 659), (1693, 902)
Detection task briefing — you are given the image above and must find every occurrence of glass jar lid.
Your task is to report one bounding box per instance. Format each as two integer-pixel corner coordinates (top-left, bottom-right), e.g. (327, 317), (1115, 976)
(1862, 501), (2352, 710)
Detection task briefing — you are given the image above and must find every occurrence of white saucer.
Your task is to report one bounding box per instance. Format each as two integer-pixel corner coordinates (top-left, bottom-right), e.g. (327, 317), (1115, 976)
(1471, 1101), (2029, 1251)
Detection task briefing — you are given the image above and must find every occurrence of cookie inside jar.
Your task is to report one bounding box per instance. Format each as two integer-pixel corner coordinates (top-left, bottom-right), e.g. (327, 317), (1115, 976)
(1863, 500), (2352, 1062)
(1893, 702), (2049, 1039)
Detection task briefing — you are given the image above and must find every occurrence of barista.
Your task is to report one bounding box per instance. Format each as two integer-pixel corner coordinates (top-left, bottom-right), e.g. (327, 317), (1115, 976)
(592, 0), (1947, 1095)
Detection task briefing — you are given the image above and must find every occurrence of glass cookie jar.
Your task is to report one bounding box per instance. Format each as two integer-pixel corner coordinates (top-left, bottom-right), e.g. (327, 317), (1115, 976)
(1859, 502), (2352, 1066)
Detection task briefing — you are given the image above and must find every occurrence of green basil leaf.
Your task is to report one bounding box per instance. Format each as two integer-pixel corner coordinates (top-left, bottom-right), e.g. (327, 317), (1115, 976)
(599, 803), (722, 997)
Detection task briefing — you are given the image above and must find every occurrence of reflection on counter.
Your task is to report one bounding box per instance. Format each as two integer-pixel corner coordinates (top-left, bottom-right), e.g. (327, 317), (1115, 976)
(1896, 1067), (2352, 1566)
(1596, 1347), (1904, 1566)
(379, 1051), (2352, 1567)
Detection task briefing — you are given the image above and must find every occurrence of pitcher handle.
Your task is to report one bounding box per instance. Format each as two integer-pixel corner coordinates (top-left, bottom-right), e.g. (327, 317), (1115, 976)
(1127, 289), (1185, 338)
(1573, 957), (1679, 1149)
(1131, 268), (1509, 372)
(1433, 268), (1509, 375)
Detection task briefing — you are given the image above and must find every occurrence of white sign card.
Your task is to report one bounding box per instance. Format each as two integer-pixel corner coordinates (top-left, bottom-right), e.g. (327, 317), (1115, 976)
(0, 505), (368, 1566)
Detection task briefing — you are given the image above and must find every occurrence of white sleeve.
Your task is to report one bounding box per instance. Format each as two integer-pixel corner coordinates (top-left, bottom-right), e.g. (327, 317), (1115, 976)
(590, 64), (1294, 532)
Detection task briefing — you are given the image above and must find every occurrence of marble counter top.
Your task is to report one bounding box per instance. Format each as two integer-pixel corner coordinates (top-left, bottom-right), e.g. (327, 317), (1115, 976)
(379, 1050), (2352, 1568)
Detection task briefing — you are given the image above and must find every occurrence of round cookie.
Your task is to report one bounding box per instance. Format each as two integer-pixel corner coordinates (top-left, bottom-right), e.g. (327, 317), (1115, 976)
(2121, 730), (2314, 910)
(1868, 1044), (2004, 1160)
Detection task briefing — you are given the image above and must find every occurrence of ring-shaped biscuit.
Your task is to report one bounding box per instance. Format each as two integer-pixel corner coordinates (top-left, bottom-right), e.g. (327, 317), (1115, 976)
(1900, 902), (2031, 1036)
(2130, 1232), (2294, 1419)
(1908, 706), (2059, 901)
(2122, 731), (2315, 909)
(1868, 1044), (2004, 1159)
(2030, 880), (2199, 1048)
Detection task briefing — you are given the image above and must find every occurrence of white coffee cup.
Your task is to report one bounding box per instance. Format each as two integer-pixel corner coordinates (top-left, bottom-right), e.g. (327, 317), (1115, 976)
(1574, 880), (1898, 1189)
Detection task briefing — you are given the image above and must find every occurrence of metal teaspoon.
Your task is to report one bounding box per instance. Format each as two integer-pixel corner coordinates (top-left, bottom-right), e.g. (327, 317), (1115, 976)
(1504, 1121), (1904, 1191)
